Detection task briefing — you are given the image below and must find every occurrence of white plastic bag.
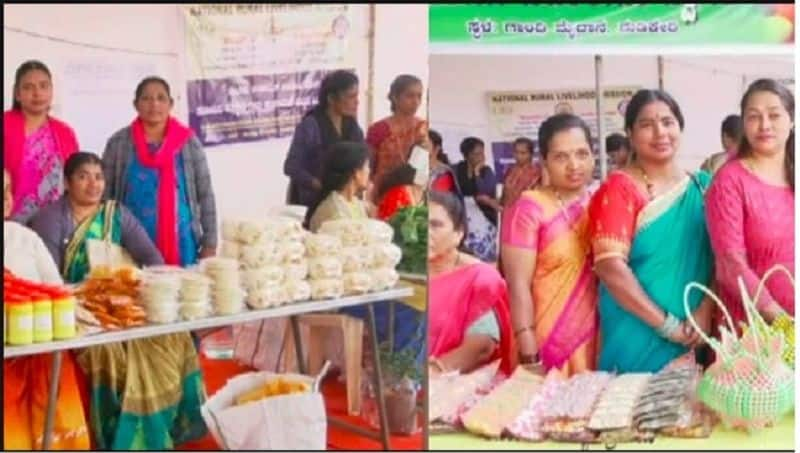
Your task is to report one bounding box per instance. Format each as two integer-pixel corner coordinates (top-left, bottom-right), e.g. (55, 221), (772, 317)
(201, 371), (327, 450)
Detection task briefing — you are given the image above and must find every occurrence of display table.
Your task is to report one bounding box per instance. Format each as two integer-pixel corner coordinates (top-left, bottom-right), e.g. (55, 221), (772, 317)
(429, 413), (795, 451)
(398, 272), (426, 312)
(5, 286), (414, 451)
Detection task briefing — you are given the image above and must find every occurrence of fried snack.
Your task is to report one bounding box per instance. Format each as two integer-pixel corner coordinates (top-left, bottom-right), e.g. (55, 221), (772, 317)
(76, 266), (144, 331)
(235, 378), (311, 406)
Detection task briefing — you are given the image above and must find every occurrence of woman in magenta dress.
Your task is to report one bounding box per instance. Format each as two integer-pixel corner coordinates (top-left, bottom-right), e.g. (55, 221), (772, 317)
(4, 60), (79, 223)
(706, 79), (794, 330)
(428, 191), (514, 377)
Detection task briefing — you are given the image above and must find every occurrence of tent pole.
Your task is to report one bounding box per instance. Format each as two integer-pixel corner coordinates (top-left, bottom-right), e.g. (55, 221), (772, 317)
(595, 55), (607, 180)
(366, 4), (376, 125)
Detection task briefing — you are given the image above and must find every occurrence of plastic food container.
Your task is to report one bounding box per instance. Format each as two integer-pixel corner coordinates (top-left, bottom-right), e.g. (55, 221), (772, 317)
(51, 290), (77, 340)
(31, 291), (53, 343)
(6, 294), (34, 345)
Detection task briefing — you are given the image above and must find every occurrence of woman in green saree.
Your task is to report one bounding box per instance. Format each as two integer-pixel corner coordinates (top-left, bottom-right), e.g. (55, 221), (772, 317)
(30, 152), (207, 450)
(587, 90), (715, 373)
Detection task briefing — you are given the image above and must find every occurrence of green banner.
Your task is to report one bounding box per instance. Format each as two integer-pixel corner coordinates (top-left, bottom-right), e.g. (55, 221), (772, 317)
(429, 4), (795, 47)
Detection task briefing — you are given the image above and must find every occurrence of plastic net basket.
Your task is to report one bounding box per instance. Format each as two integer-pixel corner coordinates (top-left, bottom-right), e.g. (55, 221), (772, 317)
(683, 265), (795, 431)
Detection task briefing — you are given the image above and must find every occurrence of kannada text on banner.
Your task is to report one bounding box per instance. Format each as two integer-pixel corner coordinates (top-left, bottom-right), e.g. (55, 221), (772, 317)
(182, 3), (358, 147)
(430, 4), (794, 47)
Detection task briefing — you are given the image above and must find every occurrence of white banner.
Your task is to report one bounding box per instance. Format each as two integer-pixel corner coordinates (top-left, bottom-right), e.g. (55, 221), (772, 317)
(486, 86), (640, 181)
(183, 4), (357, 79)
(182, 4), (360, 146)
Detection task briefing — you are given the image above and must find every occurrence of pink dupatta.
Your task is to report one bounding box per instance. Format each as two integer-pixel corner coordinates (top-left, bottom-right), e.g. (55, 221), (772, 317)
(130, 116), (193, 265)
(429, 262), (515, 376)
(3, 109), (79, 204)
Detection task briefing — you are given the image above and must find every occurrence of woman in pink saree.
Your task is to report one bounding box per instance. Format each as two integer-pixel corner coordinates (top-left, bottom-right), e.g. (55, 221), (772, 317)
(501, 114), (598, 376)
(428, 191), (514, 377)
(706, 79), (795, 331)
(4, 60), (79, 223)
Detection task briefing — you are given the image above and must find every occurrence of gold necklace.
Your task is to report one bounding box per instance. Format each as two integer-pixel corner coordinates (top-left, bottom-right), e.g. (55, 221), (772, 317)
(549, 187), (582, 232)
(635, 163), (655, 199)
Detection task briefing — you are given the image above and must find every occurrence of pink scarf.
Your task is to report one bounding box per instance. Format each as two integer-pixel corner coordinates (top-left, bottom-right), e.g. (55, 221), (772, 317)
(130, 116), (192, 265)
(3, 109), (79, 196)
(429, 262), (515, 376)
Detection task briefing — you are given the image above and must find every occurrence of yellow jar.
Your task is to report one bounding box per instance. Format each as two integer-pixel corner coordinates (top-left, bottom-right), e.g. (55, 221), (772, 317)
(7, 298), (34, 345)
(52, 293), (77, 340)
(32, 293), (54, 343)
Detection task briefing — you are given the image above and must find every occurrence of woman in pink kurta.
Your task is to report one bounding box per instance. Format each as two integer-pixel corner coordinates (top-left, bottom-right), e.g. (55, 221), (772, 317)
(705, 79), (794, 331)
(4, 60), (79, 223)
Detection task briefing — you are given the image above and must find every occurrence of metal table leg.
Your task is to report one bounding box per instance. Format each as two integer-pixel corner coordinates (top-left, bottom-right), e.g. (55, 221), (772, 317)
(366, 304), (391, 450)
(387, 300), (395, 354)
(289, 315), (306, 374)
(41, 351), (63, 450)
(291, 309), (392, 450)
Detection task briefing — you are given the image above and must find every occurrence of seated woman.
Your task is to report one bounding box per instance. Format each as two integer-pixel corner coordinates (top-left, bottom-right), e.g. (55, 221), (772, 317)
(375, 162), (425, 221)
(29, 152), (207, 450)
(308, 141), (371, 232)
(428, 190), (514, 377)
(308, 142), (426, 365)
(453, 137), (501, 262)
(3, 168), (91, 450)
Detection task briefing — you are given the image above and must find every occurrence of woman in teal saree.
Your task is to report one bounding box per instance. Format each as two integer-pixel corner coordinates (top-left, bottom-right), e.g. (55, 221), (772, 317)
(30, 152), (208, 450)
(587, 90), (714, 373)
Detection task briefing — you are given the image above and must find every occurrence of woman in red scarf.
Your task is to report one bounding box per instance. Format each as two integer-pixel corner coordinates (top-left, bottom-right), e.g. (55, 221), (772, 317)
(102, 77), (217, 266)
(428, 191), (515, 377)
(4, 60), (79, 223)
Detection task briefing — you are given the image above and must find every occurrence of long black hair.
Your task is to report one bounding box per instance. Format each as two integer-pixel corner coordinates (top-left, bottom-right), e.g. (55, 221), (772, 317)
(737, 78), (794, 191)
(538, 114), (593, 158)
(12, 60), (52, 111)
(311, 70), (359, 114)
(428, 129), (449, 165)
(306, 141), (369, 225)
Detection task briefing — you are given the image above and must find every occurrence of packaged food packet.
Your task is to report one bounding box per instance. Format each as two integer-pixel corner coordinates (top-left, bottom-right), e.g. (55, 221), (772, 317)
(657, 365), (715, 438)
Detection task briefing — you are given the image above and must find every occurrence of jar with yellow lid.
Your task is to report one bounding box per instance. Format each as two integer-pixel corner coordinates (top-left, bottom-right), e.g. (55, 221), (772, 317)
(51, 290), (77, 340)
(31, 291), (54, 343)
(6, 295), (34, 345)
